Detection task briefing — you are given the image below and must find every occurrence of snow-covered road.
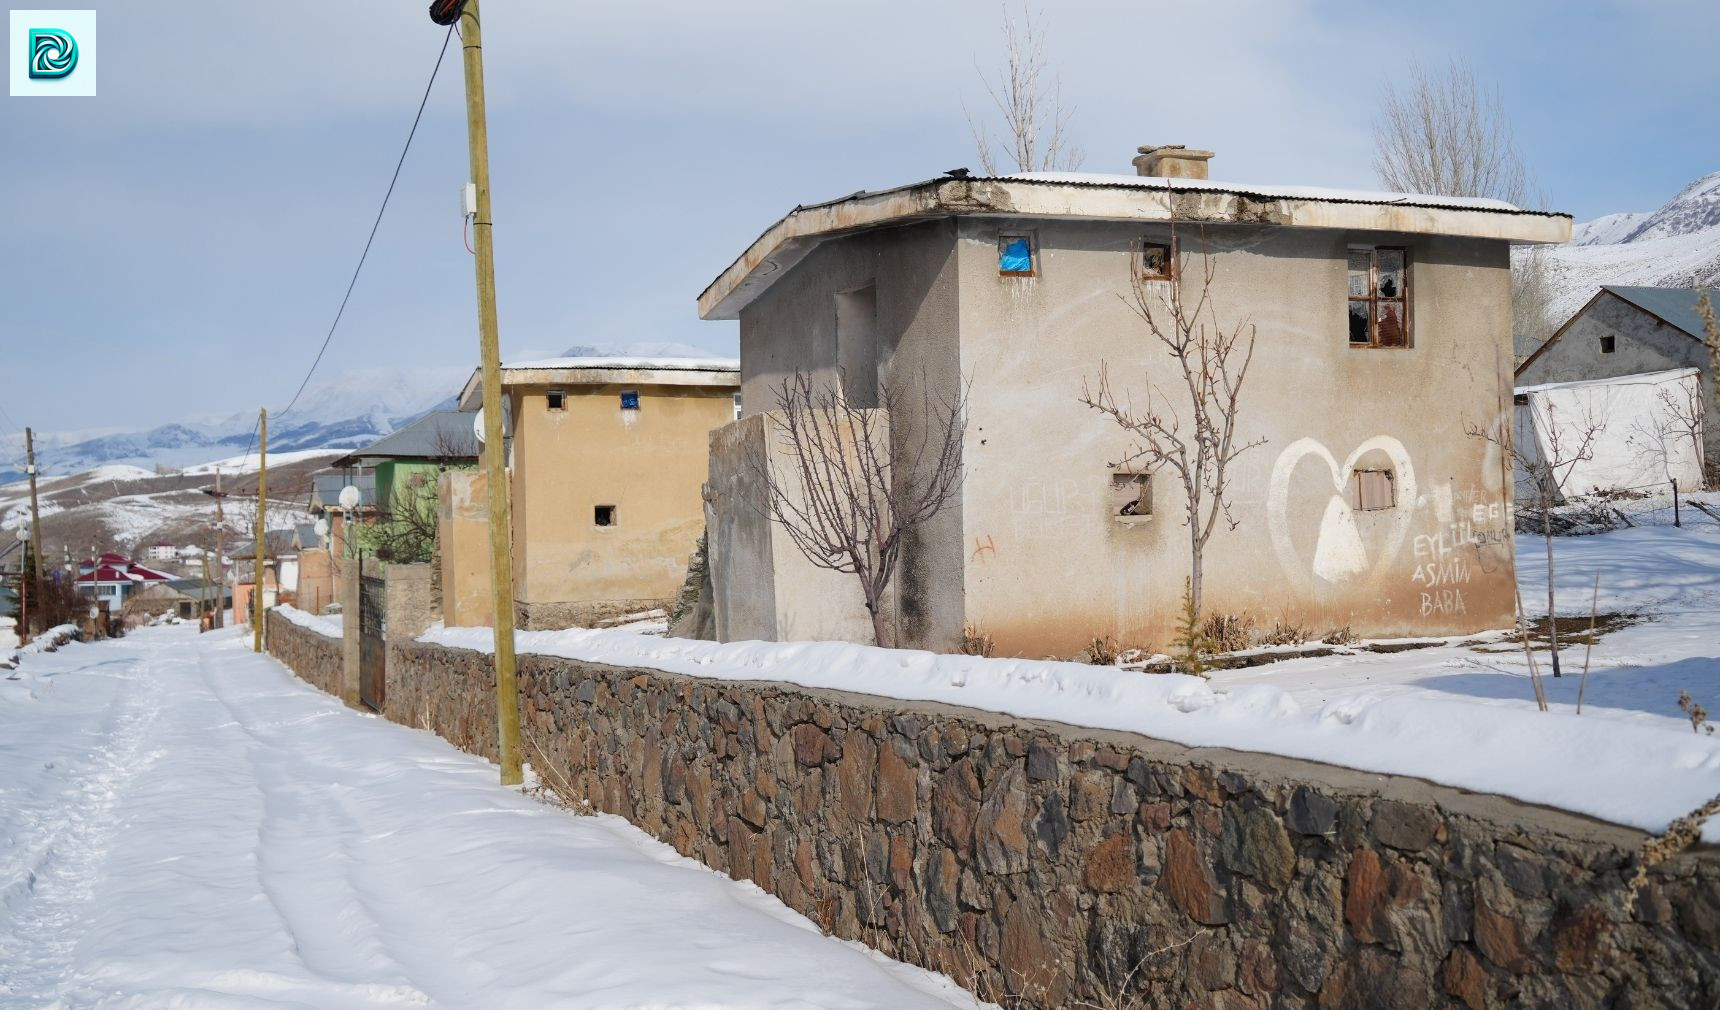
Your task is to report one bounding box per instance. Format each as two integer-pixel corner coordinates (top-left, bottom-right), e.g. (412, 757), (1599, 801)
(0, 626), (977, 1010)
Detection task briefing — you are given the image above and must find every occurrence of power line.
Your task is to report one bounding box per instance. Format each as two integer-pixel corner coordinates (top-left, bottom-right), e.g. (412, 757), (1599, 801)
(233, 23), (455, 473)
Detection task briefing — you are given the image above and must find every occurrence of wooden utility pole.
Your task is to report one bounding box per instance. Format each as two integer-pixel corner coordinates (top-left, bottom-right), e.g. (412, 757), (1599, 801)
(24, 427), (43, 635)
(213, 470), (226, 629)
(253, 408), (267, 652)
(447, 0), (522, 785)
(199, 551), (211, 631)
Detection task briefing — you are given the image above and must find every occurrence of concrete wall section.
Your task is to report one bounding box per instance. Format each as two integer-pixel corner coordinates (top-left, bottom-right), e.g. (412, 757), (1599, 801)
(953, 219), (1517, 655)
(438, 469), (493, 627)
(382, 639), (1720, 1010)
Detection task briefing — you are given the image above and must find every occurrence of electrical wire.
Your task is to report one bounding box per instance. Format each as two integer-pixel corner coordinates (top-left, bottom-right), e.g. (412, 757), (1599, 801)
(242, 22), (456, 473)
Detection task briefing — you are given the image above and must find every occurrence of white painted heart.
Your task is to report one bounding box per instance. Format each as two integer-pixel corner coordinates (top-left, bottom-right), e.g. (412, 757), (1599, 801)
(1267, 436), (1418, 590)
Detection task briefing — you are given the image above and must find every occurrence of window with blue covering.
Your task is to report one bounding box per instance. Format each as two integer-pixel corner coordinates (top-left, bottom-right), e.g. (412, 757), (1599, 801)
(620, 391), (640, 410)
(998, 234), (1035, 276)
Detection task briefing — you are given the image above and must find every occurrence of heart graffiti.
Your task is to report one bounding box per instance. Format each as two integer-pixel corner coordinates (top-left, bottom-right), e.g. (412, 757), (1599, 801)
(1266, 436), (1418, 591)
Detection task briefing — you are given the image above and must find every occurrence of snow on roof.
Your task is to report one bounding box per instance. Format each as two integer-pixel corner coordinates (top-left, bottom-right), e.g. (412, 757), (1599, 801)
(1003, 172), (1526, 213)
(1515, 367), (1700, 395)
(501, 356), (739, 372)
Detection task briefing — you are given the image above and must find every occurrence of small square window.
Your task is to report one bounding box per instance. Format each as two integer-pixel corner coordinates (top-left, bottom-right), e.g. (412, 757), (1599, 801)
(998, 234), (1035, 276)
(1349, 470), (1395, 511)
(594, 505), (616, 527)
(1110, 472), (1152, 518)
(1599, 335), (1616, 354)
(546, 390), (566, 410)
(620, 391), (640, 410)
(1135, 240), (1174, 282)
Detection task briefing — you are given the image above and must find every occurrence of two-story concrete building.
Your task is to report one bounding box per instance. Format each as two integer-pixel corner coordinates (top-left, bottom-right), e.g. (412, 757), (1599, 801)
(699, 147), (1571, 657)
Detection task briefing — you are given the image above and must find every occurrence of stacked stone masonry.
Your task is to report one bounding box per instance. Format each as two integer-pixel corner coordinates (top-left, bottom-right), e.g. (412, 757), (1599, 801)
(307, 635), (1719, 1009)
(264, 610), (344, 699)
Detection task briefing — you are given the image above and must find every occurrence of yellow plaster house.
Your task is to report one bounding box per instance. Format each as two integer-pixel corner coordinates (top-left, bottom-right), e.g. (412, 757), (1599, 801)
(453, 356), (740, 629)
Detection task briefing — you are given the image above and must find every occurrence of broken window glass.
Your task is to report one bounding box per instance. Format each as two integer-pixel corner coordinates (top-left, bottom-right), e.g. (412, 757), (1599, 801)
(1138, 241), (1173, 281)
(1110, 472), (1152, 518)
(1346, 246), (1410, 349)
(999, 235), (1034, 275)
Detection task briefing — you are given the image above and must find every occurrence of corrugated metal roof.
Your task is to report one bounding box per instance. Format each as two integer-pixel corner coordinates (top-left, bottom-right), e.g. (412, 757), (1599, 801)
(1602, 285), (1720, 339)
(333, 411), (478, 466)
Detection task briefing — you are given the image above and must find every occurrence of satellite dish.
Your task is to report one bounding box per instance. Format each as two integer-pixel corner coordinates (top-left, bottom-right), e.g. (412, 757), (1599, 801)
(314, 517), (330, 539)
(472, 408), (485, 446)
(338, 485), (361, 511)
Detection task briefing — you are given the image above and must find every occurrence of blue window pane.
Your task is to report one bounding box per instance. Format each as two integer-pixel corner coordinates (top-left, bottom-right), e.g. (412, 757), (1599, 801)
(620, 391), (640, 410)
(999, 237), (1033, 274)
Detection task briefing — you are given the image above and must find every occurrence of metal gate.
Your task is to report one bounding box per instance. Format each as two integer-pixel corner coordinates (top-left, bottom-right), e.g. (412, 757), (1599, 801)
(359, 574), (387, 712)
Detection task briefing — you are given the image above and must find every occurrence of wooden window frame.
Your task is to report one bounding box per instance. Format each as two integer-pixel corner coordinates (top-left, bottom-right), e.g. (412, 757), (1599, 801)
(998, 232), (1037, 277)
(1134, 237), (1176, 283)
(1347, 246), (1411, 350)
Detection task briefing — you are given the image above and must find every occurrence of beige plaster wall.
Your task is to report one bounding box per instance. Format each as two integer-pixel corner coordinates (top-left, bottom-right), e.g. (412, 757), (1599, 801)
(509, 381), (737, 627)
(438, 469), (493, 628)
(707, 413), (881, 645)
(952, 218), (1515, 656)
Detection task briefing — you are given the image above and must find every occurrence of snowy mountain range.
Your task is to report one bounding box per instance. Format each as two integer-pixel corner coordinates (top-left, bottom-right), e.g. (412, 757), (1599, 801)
(0, 343), (727, 484)
(1540, 170), (1720, 323)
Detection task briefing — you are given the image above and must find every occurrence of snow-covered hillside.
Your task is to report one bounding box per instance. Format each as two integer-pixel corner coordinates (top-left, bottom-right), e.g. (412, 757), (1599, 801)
(1539, 171), (1720, 324)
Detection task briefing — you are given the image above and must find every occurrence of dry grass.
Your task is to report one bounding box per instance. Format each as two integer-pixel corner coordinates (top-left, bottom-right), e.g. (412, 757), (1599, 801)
(1322, 625), (1359, 647)
(1260, 618), (1310, 647)
(961, 624), (996, 658)
(1086, 634), (1121, 666)
(1678, 691), (1715, 735)
(1201, 612), (1254, 654)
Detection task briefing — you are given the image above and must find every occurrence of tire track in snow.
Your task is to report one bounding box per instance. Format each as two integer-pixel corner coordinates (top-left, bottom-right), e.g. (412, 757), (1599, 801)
(0, 644), (166, 1002)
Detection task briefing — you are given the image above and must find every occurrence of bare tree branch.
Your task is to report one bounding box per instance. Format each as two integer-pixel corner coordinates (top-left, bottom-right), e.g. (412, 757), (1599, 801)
(753, 371), (967, 648)
(1372, 58), (1533, 207)
(1081, 222), (1264, 621)
(964, 3), (1083, 175)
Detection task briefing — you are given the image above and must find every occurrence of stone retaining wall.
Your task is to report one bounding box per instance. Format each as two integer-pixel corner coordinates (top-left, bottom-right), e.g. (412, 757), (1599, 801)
(372, 638), (1719, 1008)
(265, 610), (344, 698)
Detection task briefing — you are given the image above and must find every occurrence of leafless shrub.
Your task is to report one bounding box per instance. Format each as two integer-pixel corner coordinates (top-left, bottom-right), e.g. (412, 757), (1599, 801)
(964, 3), (1082, 175)
(1322, 625), (1359, 647)
(1261, 619), (1310, 647)
(1082, 222), (1264, 622)
(1086, 633), (1120, 666)
(1678, 691), (1715, 736)
(1201, 612), (1253, 654)
(960, 624), (995, 658)
(1634, 790), (1720, 891)
(755, 371), (967, 648)
(1469, 400), (1604, 678)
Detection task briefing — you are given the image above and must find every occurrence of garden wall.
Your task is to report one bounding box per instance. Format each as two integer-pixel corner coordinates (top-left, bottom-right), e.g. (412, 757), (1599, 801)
(265, 610), (344, 699)
(325, 635), (1720, 1008)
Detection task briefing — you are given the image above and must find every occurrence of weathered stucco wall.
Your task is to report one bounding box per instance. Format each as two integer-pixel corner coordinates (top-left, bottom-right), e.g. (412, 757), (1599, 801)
(264, 609), (344, 698)
(1517, 293), (1717, 463)
(378, 638), (1720, 1009)
(509, 382), (738, 629)
(724, 214), (1519, 656)
(438, 468), (493, 628)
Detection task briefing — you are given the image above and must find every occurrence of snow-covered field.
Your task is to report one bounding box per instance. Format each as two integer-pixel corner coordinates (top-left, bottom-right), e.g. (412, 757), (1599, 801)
(428, 524), (1720, 842)
(0, 628), (980, 1009)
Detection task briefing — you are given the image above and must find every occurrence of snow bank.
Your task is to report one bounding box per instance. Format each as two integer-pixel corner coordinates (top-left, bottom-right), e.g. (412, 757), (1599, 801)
(421, 624), (1720, 840)
(274, 603), (342, 639)
(1, 623), (80, 668)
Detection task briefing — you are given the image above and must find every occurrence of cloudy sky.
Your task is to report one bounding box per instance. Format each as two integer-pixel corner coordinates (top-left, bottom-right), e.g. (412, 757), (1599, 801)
(2, 0), (1716, 438)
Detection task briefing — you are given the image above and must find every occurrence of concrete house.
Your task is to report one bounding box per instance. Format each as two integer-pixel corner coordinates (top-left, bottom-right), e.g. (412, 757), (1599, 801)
(1515, 285), (1717, 481)
(699, 148), (1570, 657)
(449, 356), (740, 629)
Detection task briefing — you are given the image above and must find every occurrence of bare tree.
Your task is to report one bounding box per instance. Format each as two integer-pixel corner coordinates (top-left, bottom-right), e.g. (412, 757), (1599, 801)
(964, 3), (1082, 175)
(1373, 58), (1532, 206)
(1081, 225), (1265, 621)
(1655, 381), (1706, 486)
(756, 371), (967, 648)
(1468, 400), (1604, 678)
(1698, 289), (1720, 488)
(1374, 59), (1556, 355)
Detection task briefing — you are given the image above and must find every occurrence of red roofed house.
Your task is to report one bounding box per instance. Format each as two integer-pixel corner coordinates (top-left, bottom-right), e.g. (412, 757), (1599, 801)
(76, 553), (175, 614)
